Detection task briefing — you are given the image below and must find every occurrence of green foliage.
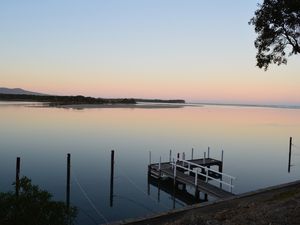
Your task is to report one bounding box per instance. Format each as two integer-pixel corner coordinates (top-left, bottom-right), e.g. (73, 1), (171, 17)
(249, 0), (300, 70)
(0, 177), (77, 225)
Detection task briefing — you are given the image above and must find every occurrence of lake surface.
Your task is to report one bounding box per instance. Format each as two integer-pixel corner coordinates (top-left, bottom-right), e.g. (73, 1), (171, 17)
(1, 102), (300, 224)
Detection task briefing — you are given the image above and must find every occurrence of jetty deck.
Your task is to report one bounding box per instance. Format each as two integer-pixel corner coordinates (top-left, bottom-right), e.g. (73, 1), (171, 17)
(148, 157), (235, 199)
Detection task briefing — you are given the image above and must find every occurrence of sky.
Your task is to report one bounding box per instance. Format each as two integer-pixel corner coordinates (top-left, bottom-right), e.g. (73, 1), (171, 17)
(0, 0), (299, 105)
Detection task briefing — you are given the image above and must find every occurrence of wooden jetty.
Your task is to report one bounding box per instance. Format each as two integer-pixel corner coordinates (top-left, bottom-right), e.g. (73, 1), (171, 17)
(148, 154), (235, 200)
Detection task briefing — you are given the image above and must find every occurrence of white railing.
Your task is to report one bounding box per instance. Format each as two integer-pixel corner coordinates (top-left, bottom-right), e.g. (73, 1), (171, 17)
(170, 158), (236, 193)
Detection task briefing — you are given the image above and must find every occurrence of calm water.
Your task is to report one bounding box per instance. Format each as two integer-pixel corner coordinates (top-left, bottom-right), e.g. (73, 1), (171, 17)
(1, 102), (300, 224)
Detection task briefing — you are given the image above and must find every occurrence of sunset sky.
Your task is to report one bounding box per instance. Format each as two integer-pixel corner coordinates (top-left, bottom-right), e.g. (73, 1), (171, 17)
(0, 0), (299, 105)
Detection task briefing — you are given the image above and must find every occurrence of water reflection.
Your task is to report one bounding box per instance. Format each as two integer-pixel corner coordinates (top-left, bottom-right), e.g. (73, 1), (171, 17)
(0, 103), (300, 224)
(147, 176), (203, 206)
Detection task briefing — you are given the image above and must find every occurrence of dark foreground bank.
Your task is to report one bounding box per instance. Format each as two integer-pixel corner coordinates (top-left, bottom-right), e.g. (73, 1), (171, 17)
(112, 180), (300, 225)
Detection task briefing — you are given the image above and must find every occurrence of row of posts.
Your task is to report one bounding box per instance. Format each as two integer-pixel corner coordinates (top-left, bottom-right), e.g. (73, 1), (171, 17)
(14, 151), (115, 211)
(11, 137), (295, 211)
(14, 154), (71, 210)
(149, 147), (224, 166)
(150, 136), (294, 171)
(13, 150), (126, 211)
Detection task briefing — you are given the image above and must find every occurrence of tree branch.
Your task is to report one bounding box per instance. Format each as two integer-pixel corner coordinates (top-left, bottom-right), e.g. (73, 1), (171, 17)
(290, 34), (300, 54)
(282, 26), (300, 53)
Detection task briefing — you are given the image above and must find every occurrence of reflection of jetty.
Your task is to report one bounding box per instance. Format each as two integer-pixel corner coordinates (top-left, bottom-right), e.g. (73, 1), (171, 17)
(148, 152), (235, 200)
(147, 175), (205, 206)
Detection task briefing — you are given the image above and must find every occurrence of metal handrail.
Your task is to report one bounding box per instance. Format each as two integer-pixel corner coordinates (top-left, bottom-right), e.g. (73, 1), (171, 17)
(178, 159), (236, 180)
(173, 163), (234, 188)
(170, 158), (235, 192)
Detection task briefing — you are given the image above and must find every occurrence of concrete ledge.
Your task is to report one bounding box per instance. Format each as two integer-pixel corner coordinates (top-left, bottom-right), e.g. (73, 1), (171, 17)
(106, 179), (300, 225)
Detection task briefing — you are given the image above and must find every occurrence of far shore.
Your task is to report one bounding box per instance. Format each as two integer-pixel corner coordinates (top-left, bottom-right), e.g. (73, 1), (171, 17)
(0, 93), (187, 108)
(1, 94), (300, 110)
(37, 102), (199, 109)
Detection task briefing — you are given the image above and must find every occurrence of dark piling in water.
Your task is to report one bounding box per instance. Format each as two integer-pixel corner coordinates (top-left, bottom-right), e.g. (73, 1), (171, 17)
(110, 150), (115, 207)
(15, 157), (20, 196)
(66, 153), (71, 210)
(288, 137), (292, 173)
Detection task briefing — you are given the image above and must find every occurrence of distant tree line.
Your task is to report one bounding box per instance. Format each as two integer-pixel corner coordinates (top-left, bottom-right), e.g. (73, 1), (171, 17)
(0, 94), (136, 106)
(0, 94), (186, 105)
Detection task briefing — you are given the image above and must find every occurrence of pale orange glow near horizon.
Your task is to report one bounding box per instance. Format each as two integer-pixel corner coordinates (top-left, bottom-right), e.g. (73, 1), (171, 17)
(1, 1), (299, 105)
(2, 59), (300, 105)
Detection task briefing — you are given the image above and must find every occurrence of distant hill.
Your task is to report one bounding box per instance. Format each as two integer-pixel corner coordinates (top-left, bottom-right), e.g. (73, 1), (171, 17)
(0, 87), (45, 96)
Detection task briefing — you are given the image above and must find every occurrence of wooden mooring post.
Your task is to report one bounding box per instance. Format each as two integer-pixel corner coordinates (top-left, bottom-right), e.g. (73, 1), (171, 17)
(288, 137), (292, 173)
(194, 168), (199, 199)
(149, 151), (152, 165)
(172, 184), (176, 209)
(66, 153), (71, 210)
(110, 150), (115, 207)
(219, 150), (224, 188)
(15, 157), (20, 196)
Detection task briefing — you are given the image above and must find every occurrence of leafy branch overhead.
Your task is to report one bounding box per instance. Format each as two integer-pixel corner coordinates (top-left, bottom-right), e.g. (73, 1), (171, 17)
(249, 0), (300, 70)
